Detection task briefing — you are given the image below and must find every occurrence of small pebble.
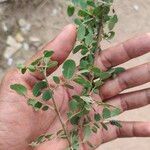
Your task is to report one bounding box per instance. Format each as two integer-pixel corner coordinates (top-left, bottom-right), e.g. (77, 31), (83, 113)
(7, 35), (22, 50)
(15, 33), (24, 42)
(29, 36), (40, 42)
(18, 18), (31, 33)
(1, 22), (8, 32)
(4, 47), (18, 59)
(22, 42), (29, 51)
(52, 8), (58, 16)
(133, 5), (139, 11)
(7, 58), (13, 66)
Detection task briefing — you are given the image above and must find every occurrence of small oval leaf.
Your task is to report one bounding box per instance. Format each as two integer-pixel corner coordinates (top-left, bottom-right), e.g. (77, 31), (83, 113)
(53, 76), (60, 84)
(67, 5), (75, 16)
(62, 59), (76, 79)
(102, 107), (111, 119)
(32, 81), (48, 97)
(10, 84), (27, 96)
(77, 24), (86, 41)
(42, 90), (53, 101)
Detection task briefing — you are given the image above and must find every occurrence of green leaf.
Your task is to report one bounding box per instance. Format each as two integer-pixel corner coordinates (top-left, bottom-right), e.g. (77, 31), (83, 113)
(93, 88), (99, 94)
(42, 105), (49, 111)
(64, 84), (74, 89)
(53, 76), (60, 84)
(86, 141), (95, 149)
(30, 133), (53, 147)
(42, 90), (53, 101)
(85, 32), (93, 46)
(17, 64), (27, 74)
(44, 50), (54, 58)
(94, 113), (101, 122)
(94, 122), (100, 129)
(82, 18), (94, 24)
(81, 47), (88, 55)
(28, 99), (37, 106)
(92, 68), (111, 80)
(74, 18), (82, 25)
(28, 99), (43, 111)
(83, 125), (91, 141)
(110, 120), (122, 128)
(69, 99), (78, 111)
(31, 57), (42, 66)
(103, 5), (111, 14)
(111, 108), (121, 117)
(32, 81), (48, 97)
(74, 76), (92, 88)
(30, 135), (45, 147)
(98, 72), (112, 80)
(93, 78), (104, 87)
(62, 59), (76, 79)
(28, 99), (49, 111)
(104, 31), (115, 40)
(46, 61), (58, 69)
(73, 45), (87, 54)
(81, 96), (93, 104)
(17, 63), (25, 70)
(87, 0), (95, 7)
(10, 84), (27, 96)
(34, 101), (43, 110)
(102, 107), (111, 119)
(92, 126), (98, 133)
(80, 59), (89, 69)
(70, 115), (80, 125)
(108, 15), (118, 30)
(28, 65), (36, 72)
(57, 129), (64, 137)
(101, 122), (108, 130)
(93, 5), (103, 17)
(113, 67), (125, 75)
(103, 0), (113, 3)
(92, 67), (101, 77)
(45, 134), (53, 140)
(67, 5), (75, 16)
(70, 132), (79, 150)
(79, 1), (87, 8)
(77, 24), (86, 41)
(78, 10), (91, 17)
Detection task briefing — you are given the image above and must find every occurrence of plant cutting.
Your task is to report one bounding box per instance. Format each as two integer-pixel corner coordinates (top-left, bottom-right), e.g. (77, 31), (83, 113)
(10, 0), (126, 149)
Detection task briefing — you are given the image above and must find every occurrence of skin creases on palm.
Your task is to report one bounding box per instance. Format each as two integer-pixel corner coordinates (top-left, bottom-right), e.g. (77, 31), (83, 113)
(0, 71), (69, 150)
(0, 69), (91, 150)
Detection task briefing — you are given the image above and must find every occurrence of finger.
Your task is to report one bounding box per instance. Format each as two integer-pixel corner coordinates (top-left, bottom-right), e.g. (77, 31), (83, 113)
(26, 24), (76, 80)
(86, 121), (150, 149)
(107, 88), (150, 112)
(100, 63), (150, 99)
(95, 33), (150, 71)
(101, 121), (150, 143)
(35, 139), (67, 150)
(35, 122), (150, 150)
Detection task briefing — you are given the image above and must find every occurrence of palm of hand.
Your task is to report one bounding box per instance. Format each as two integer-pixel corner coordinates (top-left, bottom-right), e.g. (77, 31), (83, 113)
(0, 25), (149, 150)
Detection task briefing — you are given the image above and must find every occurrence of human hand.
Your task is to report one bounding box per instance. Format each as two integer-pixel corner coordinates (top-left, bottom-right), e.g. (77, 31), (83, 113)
(0, 24), (149, 150)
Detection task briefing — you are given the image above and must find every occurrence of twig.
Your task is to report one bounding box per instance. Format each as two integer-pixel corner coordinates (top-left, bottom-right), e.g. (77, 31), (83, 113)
(43, 68), (73, 149)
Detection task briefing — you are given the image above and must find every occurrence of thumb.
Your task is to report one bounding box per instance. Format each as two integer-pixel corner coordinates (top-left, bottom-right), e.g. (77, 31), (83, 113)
(26, 24), (77, 80)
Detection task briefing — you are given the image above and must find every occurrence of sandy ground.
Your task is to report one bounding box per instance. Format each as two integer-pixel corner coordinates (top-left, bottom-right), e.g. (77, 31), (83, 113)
(0, 0), (150, 149)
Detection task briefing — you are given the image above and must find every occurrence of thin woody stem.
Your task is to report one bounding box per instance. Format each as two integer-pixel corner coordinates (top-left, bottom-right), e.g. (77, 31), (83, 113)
(43, 69), (73, 149)
(24, 95), (54, 110)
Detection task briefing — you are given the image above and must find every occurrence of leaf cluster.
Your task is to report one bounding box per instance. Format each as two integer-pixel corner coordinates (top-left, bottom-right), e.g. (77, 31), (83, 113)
(10, 0), (125, 149)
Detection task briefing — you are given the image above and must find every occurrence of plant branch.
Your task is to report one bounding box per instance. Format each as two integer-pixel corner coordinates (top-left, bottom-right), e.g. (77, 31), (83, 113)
(43, 69), (73, 149)
(24, 95), (55, 111)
